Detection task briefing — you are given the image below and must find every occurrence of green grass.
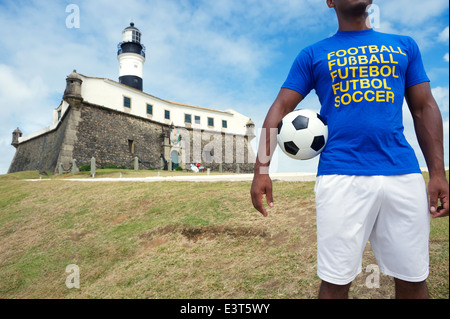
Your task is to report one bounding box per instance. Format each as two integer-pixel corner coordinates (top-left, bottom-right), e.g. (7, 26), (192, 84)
(1, 168), (243, 181)
(0, 170), (447, 299)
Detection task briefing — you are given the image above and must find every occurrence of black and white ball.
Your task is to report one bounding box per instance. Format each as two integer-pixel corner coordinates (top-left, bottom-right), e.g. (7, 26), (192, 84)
(277, 109), (328, 160)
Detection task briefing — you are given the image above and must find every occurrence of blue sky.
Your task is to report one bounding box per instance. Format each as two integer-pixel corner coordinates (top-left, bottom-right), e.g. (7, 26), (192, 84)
(0, 0), (448, 174)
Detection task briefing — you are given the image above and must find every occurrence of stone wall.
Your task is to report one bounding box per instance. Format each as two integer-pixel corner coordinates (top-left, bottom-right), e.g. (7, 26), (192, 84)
(180, 127), (255, 173)
(8, 100), (255, 174)
(8, 112), (70, 173)
(73, 102), (165, 169)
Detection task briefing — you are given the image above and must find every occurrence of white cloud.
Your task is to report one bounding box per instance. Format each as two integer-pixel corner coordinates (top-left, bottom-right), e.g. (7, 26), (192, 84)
(376, 1), (449, 49)
(438, 26), (449, 42)
(438, 26), (449, 62)
(432, 86), (450, 113)
(0, 64), (52, 126)
(403, 86), (449, 169)
(0, 64), (56, 174)
(377, 0), (449, 26)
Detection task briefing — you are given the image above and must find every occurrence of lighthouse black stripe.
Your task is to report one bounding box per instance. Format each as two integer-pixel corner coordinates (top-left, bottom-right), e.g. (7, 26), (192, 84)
(119, 76), (143, 91)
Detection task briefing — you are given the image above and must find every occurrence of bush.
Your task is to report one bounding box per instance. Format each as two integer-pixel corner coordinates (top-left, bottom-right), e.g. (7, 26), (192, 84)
(175, 166), (183, 171)
(79, 164), (91, 172)
(100, 164), (118, 169)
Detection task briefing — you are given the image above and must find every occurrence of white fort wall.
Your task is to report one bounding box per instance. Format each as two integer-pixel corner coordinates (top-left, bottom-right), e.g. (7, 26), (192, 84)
(20, 73), (254, 147)
(71, 74), (250, 136)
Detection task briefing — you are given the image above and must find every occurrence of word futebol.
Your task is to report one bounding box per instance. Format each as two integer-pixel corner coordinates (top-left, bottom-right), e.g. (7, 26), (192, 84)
(180, 303), (270, 316)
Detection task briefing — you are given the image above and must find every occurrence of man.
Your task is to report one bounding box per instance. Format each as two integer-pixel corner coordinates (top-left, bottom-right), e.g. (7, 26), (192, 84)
(250, 0), (449, 299)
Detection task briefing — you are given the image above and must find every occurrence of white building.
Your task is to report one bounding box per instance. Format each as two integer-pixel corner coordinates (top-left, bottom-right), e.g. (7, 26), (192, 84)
(53, 72), (253, 138)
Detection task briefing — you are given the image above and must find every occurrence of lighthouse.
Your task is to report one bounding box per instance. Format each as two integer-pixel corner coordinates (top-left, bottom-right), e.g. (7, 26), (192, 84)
(117, 22), (146, 91)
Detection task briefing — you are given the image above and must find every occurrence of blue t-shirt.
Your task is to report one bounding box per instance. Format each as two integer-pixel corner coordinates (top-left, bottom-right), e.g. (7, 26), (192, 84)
(282, 29), (429, 176)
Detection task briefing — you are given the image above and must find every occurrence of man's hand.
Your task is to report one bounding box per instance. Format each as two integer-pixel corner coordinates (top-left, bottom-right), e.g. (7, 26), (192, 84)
(406, 82), (448, 218)
(250, 172), (274, 217)
(249, 89), (304, 217)
(428, 175), (449, 218)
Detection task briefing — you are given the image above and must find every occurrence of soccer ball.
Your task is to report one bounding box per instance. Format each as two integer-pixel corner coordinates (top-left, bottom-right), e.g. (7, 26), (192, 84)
(277, 109), (328, 160)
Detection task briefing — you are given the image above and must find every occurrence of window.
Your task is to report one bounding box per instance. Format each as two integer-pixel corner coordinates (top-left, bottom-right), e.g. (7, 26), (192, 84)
(222, 120), (227, 129)
(128, 139), (135, 153)
(57, 110), (62, 121)
(185, 114), (192, 124)
(208, 117), (214, 127)
(123, 96), (131, 108)
(165, 110), (170, 120)
(147, 104), (153, 115)
(132, 30), (141, 43)
(195, 116), (201, 124)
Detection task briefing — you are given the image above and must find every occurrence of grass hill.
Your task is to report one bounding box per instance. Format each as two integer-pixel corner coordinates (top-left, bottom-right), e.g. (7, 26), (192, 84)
(0, 170), (448, 299)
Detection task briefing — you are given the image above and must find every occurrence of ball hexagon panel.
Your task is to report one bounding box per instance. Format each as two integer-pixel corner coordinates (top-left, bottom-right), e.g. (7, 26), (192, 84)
(292, 129), (315, 150)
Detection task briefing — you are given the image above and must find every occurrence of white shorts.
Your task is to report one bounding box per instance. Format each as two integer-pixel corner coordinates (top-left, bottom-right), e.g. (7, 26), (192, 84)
(314, 174), (430, 285)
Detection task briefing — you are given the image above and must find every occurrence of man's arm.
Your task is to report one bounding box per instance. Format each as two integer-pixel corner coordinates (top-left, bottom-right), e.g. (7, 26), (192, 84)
(405, 82), (449, 218)
(250, 88), (304, 217)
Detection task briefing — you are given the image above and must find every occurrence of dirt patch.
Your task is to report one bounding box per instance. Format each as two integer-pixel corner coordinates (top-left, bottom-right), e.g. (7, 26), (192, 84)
(139, 225), (178, 239)
(68, 231), (90, 241)
(111, 214), (128, 224)
(269, 230), (290, 246)
(140, 224), (269, 243)
(139, 199), (153, 209)
(181, 225), (268, 242)
(143, 237), (169, 250)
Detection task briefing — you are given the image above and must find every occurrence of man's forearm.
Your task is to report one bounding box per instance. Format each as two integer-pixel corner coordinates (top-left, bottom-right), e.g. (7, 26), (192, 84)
(406, 82), (446, 178)
(254, 89), (304, 174)
(255, 115), (280, 174)
(412, 102), (446, 177)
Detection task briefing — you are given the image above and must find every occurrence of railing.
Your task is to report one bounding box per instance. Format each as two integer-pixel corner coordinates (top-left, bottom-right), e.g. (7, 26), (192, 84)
(117, 42), (146, 57)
